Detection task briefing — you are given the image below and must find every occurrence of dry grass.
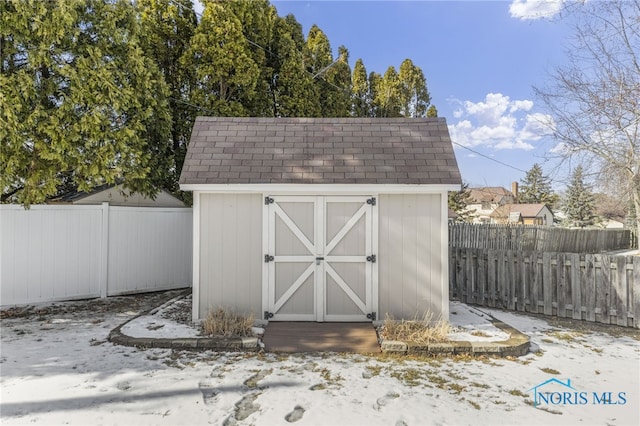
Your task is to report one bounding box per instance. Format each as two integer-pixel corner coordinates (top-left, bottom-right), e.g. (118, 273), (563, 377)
(201, 307), (254, 337)
(379, 312), (452, 345)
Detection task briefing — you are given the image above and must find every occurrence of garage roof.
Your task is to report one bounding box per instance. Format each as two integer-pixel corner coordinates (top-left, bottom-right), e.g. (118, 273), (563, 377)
(179, 117), (461, 185)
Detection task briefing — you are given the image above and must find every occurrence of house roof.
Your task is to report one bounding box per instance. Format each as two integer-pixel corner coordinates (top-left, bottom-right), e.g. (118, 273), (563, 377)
(179, 117), (462, 186)
(490, 203), (551, 218)
(468, 187), (513, 204)
(48, 184), (185, 207)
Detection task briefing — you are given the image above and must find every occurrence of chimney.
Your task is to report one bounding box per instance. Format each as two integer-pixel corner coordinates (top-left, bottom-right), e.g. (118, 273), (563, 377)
(512, 181), (519, 203)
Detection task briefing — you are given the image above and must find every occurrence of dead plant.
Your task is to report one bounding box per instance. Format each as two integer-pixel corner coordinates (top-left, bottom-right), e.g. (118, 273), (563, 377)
(201, 307), (254, 337)
(379, 311), (452, 344)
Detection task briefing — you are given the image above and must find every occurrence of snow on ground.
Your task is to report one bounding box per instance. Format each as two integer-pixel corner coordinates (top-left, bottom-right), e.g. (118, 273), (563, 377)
(1, 291), (638, 426)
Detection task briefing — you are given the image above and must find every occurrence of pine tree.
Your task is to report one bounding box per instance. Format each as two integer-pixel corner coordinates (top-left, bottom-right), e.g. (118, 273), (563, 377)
(1, 0), (171, 205)
(519, 164), (559, 207)
(448, 183), (475, 223)
(563, 166), (597, 228)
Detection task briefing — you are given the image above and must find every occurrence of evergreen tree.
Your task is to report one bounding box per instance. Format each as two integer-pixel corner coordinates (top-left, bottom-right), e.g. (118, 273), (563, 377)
(351, 58), (370, 117)
(563, 166), (597, 228)
(374, 66), (402, 117)
(180, 1), (259, 116)
(304, 25), (350, 117)
(138, 0), (197, 192)
(427, 105), (438, 118)
(519, 163), (559, 206)
(321, 45), (351, 117)
(367, 71), (383, 117)
(269, 14), (319, 117)
(398, 59), (431, 117)
(225, 0), (277, 116)
(1, 0), (171, 205)
(448, 182), (475, 223)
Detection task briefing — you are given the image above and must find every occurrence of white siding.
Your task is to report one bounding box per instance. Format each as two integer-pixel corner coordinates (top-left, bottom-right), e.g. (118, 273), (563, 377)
(378, 194), (446, 320)
(198, 193), (262, 318)
(0, 205), (191, 306)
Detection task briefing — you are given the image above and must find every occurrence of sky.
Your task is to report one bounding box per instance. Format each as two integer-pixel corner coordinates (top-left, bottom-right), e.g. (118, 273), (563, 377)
(268, 0), (577, 190)
(191, 0), (580, 190)
(2, 292), (638, 425)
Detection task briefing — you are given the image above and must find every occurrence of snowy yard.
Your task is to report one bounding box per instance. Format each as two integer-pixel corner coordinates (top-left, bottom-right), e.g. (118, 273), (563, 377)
(1, 291), (638, 426)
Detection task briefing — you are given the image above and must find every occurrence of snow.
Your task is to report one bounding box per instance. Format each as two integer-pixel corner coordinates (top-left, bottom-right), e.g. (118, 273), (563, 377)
(1, 292), (638, 426)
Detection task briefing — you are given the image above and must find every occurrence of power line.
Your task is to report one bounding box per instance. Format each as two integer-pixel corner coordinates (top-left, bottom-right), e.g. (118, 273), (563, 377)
(169, 0), (351, 95)
(451, 141), (528, 174)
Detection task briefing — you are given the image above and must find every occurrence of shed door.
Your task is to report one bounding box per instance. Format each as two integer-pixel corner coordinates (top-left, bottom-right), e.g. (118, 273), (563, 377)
(265, 196), (377, 322)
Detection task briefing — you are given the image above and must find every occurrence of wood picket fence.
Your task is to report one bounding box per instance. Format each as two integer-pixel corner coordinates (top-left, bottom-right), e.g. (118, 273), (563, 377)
(449, 248), (640, 329)
(449, 223), (633, 253)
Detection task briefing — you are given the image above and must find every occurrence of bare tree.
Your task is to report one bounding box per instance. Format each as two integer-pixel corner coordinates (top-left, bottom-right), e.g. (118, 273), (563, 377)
(535, 0), (640, 246)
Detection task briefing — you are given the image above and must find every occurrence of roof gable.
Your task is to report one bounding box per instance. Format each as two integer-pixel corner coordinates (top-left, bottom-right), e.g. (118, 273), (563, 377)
(469, 187), (514, 204)
(179, 117), (461, 186)
(491, 203), (551, 218)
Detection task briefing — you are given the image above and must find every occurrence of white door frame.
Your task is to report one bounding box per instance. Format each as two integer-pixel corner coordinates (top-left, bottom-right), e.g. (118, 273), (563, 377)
(262, 195), (378, 322)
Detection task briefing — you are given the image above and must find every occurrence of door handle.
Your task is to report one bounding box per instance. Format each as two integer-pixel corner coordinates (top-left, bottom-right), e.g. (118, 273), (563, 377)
(315, 257), (324, 265)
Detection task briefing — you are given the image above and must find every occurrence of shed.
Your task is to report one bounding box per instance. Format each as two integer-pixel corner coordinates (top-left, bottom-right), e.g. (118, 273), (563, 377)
(179, 117), (461, 322)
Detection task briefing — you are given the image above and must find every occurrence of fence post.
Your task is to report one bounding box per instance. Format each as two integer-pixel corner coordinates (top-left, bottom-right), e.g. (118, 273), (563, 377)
(99, 202), (109, 298)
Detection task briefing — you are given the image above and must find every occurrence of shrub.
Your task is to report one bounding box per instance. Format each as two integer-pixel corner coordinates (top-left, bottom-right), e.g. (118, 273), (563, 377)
(201, 307), (254, 337)
(379, 311), (451, 344)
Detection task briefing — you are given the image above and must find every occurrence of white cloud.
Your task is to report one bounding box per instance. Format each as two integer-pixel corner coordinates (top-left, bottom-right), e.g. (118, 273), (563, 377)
(509, 0), (564, 20)
(448, 93), (553, 151)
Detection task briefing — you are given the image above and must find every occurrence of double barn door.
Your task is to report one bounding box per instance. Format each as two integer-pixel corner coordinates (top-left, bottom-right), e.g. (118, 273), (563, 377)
(264, 196), (377, 322)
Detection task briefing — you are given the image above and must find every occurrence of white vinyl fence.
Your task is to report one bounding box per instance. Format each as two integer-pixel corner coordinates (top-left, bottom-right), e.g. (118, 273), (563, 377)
(0, 203), (192, 306)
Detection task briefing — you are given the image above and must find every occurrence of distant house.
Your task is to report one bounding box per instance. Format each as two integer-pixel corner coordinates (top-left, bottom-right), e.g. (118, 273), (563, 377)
(465, 183), (517, 223)
(48, 184), (185, 207)
(490, 203), (554, 226)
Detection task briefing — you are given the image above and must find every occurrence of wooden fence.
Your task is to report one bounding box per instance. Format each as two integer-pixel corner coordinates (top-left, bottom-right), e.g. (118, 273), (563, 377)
(1, 204), (192, 306)
(449, 248), (640, 328)
(449, 223), (633, 253)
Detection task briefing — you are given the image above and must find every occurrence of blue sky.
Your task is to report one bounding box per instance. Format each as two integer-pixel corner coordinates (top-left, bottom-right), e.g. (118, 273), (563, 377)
(196, 0), (576, 189)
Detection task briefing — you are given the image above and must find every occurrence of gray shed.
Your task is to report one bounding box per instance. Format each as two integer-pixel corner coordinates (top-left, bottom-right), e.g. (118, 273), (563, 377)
(179, 117), (461, 322)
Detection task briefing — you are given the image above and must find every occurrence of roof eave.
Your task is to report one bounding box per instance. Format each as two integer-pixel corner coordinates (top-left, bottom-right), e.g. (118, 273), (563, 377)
(179, 183), (461, 194)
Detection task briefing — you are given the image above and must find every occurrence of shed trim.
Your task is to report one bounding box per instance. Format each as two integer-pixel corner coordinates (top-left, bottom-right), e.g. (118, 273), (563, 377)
(181, 183), (459, 193)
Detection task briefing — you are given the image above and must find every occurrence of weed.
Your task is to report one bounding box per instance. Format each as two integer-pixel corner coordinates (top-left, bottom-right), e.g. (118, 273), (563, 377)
(448, 383), (466, 394)
(540, 367), (561, 375)
(468, 400), (481, 410)
(470, 382), (490, 389)
(379, 312), (451, 345)
(508, 389), (527, 398)
(201, 307), (254, 337)
(366, 365), (383, 377)
(541, 338), (554, 344)
(493, 400), (507, 405)
(389, 367), (430, 387)
(470, 330), (491, 338)
(547, 330), (584, 343)
(590, 347), (603, 354)
(445, 370), (466, 380)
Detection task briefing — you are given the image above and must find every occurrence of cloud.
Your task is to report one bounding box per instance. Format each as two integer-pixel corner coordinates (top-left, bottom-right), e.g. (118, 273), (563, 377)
(509, 0), (564, 20)
(448, 93), (554, 151)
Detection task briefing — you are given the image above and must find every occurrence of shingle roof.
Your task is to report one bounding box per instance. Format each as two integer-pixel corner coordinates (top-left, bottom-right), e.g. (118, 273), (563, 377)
(179, 117), (462, 185)
(490, 203), (550, 218)
(469, 187), (514, 204)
